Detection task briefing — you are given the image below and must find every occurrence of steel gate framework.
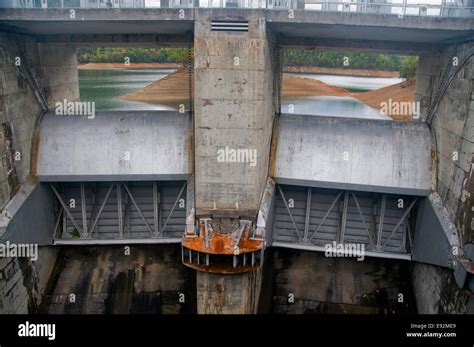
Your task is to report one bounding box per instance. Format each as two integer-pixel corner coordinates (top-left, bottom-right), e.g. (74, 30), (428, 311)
(51, 181), (187, 244)
(49, 181), (418, 261)
(272, 184), (418, 260)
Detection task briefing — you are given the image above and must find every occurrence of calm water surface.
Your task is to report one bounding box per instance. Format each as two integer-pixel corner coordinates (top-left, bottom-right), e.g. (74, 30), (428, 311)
(79, 68), (176, 111)
(79, 68), (400, 120)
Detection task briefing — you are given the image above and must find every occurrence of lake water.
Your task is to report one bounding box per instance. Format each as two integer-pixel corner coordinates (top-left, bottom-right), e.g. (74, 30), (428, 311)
(287, 73), (404, 92)
(281, 96), (388, 119)
(79, 68), (177, 111)
(79, 68), (400, 119)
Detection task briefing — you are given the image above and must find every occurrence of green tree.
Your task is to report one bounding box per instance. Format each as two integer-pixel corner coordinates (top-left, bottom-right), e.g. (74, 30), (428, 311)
(282, 49), (416, 74)
(399, 56), (419, 79)
(77, 47), (192, 64)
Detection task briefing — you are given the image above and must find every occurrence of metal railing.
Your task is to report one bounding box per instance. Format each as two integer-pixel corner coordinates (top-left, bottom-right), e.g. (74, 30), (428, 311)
(1, 0), (473, 18)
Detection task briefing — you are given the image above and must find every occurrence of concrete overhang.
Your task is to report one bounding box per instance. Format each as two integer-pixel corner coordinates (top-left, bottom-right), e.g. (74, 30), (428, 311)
(1, 8), (472, 48)
(0, 8), (194, 35)
(33, 33), (193, 47)
(35, 111), (191, 182)
(272, 114), (432, 196)
(267, 11), (474, 50)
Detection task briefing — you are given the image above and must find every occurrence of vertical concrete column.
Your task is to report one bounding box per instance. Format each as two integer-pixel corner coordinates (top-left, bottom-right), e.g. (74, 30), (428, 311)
(37, 43), (80, 105)
(196, 270), (262, 314)
(193, 9), (276, 211)
(414, 52), (442, 121)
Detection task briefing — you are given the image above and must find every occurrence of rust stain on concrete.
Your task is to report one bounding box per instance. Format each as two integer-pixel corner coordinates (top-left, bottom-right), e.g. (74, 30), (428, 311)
(30, 131), (40, 177)
(182, 223), (263, 255)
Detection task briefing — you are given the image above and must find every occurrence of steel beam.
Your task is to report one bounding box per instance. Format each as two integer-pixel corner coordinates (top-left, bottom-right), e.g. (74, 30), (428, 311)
(278, 185), (303, 243)
(303, 187), (312, 243)
(339, 191), (349, 244)
(50, 184), (83, 237)
(89, 184), (114, 236)
(117, 184), (123, 239)
(351, 192), (375, 248)
(123, 192), (130, 237)
(53, 238), (181, 245)
(153, 182), (160, 236)
(308, 191), (342, 243)
(87, 184), (98, 236)
(376, 195), (386, 251)
(233, 220), (250, 250)
(272, 241), (412, 261)
(160, 182), (186, 236)
(382, 198), (418, 247)
(122, 183), (154, 236)
(53, 207), (63, 239)
(80, 184), (88, 237)
(406, 222), (413, 252)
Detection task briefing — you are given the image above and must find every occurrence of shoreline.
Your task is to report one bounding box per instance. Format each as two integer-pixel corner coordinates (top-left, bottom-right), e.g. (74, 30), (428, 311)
(116, 68), (414, 120)
(118, 68), (190, 104)
(79, 63), (399, 78)
(283, 66), (400, 78)
(78, 62), (182, 70)
(353, 79), (415, 121)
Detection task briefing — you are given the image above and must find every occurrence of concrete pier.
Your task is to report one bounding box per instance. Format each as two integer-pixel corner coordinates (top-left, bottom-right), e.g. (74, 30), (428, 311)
(196, 270), (262, 314)
(193, 10), (276, 211)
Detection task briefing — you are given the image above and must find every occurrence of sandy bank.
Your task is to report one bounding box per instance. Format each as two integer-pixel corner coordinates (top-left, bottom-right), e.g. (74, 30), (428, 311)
(281, 75), (351, 97)
(352, 79), (415, 121)
(119, 68), (190, 103)
(119, 70), (352, 102)
(284, 66), (400, 78)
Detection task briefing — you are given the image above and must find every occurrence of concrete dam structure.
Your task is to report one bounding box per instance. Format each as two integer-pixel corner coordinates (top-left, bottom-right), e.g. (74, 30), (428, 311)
(0, 1), (473, 317)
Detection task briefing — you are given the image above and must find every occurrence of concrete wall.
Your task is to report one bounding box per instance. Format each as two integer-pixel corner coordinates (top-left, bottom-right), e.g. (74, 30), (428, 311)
(266, 248), (415, 314)
(193, 9), (276, 211)
(0, 247), (58, 314)
(0, 33), (79, 314)
(196, 270), (262, 314)
(36, 43), (79, 106)
(412, 263), (471, 314)
(40, 245), (196, 314)
(0, 33), (42, 209)
(429, 43), (473, 243)
(413, 42), (474, 313)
